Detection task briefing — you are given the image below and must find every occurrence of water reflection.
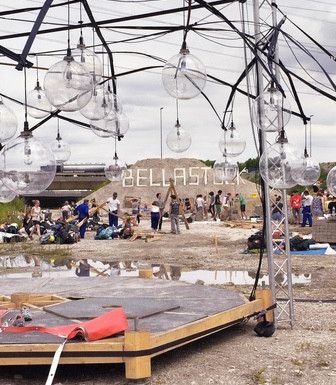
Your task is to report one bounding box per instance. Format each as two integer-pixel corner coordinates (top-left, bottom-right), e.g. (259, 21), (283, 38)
(0, 256), (311, 286)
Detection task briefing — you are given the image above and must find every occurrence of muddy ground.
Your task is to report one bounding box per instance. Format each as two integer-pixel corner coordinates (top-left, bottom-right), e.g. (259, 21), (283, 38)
(0, 220), (335, 384)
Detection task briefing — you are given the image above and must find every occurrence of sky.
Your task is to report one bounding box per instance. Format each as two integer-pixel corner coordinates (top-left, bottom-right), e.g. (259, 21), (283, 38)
(0, 0), (335, 166)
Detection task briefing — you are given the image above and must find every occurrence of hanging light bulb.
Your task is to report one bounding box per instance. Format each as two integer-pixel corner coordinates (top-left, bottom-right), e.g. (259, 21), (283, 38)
(0, 180), (16, 203)
(162, 43), (207, 99)
(44, 50), (92, 111)
(166, 119), (191, 153)
(252, 85), (291, 132)
(71, 36), (103, 88)
(0, 130), (56, 195)
(0, 96), (18, 143)
(326, 166), (336, 196)
(27, 81), (53, 119)
(213, 155), (238, 182)
(50, 121), (71, 165)
(78, 85), (112, 120)
(91, 111), (129, 138)
(292, 155), (320, 186)
(104, 153), (127, 182)
(259, 132), (300, 189)
(218, 122), (246, 157)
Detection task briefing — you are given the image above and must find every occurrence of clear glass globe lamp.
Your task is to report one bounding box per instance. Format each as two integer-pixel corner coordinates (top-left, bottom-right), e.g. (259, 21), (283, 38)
(252, 86), (291, 132)
(0, 97), (18, 143)
(0, 130), (56, 195)
(166, 119), (191, 153)
(259, 137), (299, 189)
(291, 155), (320, 186)
(71, 37), (103, 87)
(50, 133), (71, 165)
(79, 85), (112, 120)
(44, 52), (92, 111)
(0, 180), (16, 203)
(218, 122), (246, 157)
(327, 166), (336, 196)
(27, 81), (53, 119)
(104, 155), (127, 182)
(91, 111), (129, 138)
(162, 44), (207, 100)
(213, 156), (238, 182)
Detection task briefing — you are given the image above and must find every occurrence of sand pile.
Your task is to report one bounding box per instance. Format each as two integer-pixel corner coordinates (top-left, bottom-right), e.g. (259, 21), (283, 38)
(86, 158), (260, 211)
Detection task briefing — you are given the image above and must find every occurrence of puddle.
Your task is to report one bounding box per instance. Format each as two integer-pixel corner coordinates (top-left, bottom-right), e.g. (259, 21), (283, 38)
(0, 256), (311, 286)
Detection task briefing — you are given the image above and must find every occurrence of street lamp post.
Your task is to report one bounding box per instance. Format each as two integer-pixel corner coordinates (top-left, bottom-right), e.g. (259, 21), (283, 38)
(160, 107), (164, 159)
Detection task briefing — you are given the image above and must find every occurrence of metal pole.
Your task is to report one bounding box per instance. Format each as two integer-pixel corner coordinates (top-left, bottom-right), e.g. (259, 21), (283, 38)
(160, 107), (164, 159)
(252, 0), (276, 306)
(309, 115), (314, 156)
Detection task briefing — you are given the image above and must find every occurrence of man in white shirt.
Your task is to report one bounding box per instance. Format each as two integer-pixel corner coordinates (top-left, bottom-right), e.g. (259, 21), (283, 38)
(301, 190), (313, 227)
(107, 192), (120, 227)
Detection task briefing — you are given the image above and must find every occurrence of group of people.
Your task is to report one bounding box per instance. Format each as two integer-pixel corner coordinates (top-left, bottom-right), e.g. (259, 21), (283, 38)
(272, 187), (336, 227)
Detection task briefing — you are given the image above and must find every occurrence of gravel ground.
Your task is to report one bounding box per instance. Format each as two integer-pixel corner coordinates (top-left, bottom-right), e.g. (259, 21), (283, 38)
(0, 220), (335, 384)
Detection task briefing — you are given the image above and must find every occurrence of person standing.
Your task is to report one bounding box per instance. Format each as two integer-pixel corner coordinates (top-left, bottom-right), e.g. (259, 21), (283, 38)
(131, 198), (141, 224)
(75, 199), (90, 239)
(214, 190), (222, 221)
(208, 191), (215, 220)
(239, 193), (247, 220)
(195, 194), (204, 221)
(61, 200), (72, 221)
(151, 201), (160, 231)
(290, 191), (302, 225)
(271, 196), (284, 222)
(312, 192), (324, 217)
(301, 190), (313, 227)
(153, 193), (164, 230)
(107, 192), (120, 228)
(31, 200), (42, 238)
(169, 194), (180, 234)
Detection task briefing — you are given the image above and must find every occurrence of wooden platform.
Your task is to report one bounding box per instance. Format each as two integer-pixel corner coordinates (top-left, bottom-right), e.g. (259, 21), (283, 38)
(0, 277), (273, 380)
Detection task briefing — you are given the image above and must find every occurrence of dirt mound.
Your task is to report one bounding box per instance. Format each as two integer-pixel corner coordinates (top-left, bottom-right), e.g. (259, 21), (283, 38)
(86, 158), (260, 213)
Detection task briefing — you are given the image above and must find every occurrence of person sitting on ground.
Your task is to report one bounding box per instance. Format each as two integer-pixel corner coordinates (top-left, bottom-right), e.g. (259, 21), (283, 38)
(19, 210), (33, 239)
(121, 215), (137, 239)
(271, 196), (284, 222)
(328, 196), (336, 215)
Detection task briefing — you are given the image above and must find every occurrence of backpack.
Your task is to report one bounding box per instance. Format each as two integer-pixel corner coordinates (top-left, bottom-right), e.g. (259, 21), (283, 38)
(247, 231), (265, 250)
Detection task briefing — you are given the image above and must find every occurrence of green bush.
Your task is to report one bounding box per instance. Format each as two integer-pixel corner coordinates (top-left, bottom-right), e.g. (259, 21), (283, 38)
(0, 198), (25, 224)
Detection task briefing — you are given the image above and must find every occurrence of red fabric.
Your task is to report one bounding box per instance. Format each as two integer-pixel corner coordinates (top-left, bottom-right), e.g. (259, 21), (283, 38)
(1, 307), (128, 341)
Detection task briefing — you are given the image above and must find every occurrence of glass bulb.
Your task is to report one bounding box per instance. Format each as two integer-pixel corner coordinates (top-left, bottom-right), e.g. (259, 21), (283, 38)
(44, 56), (92, 111)
(0, 132), (56, 195)
(291, 156), (320, 186)
(50, 139), (71, 165)
(327, 166), (336, 196)
(162, 47), (207, 99)
(0, 97), (18, 143)
(219, 125), (246, 157)
(259, 141), (300, 189)
(27, 83), (53, 119)
(166, 121), (191, 153)
(90, 111), (129, 138)
(79, 86), (112, 120)
(72, 43), (103, 86)
(213, 157), (238, 182)
(104, 159), (127, 182)
(0, 179), (16, 203)
(252, 86), (291, 132)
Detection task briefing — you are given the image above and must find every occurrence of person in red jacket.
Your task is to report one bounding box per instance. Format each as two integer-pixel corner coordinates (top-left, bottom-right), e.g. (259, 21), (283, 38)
(290, 191), (302, 225)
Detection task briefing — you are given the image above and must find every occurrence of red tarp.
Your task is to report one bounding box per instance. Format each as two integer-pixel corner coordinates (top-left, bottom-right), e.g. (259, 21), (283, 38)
(1, 307), (128, 341)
